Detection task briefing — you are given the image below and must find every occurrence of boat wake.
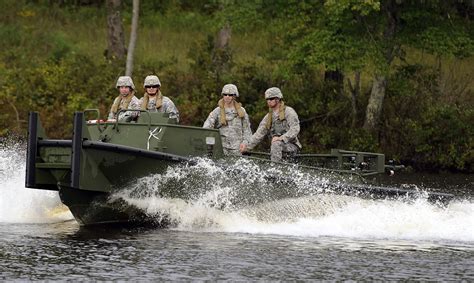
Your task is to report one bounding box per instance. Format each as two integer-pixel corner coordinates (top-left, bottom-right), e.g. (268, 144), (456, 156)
(1, 143), (472, 241)
(0, 142), (73, 224)
(114, 158), (474, 242)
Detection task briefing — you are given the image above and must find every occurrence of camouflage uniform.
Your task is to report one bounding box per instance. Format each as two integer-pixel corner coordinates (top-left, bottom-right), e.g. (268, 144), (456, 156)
(140, 75), (180, 122)
(108, 76), (140, 122)
(245, 87), (301, 162)
(140, 94), (179, 121)
(204, 106), (252, 156)
(203, 84), (252, 156)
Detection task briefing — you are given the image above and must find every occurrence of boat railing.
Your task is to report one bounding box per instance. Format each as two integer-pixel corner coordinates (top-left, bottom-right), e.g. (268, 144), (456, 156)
(246, 149), (392, 175)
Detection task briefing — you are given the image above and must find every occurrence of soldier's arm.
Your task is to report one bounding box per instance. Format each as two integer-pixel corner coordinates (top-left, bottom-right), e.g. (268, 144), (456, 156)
(242, 109), (253, 144)
(203, 108), (219, 128)
(128, 96), (141, 118)
(246, 114), (270, 149)
(281, 108), (300, 143)
(118, 96), (140, 122)
(163, 98), (180, 122)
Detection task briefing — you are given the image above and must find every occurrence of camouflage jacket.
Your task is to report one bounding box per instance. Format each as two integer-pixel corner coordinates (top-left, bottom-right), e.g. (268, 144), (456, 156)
(140, 95), (180, 122)
(247, 105), (301, 149)
(107, 95), (141, 121)
(203, 106), (252, 152)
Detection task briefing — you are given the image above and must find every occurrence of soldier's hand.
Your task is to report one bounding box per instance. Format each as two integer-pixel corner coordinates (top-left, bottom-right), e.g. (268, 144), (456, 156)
(239, 143), (247, 153)
(272, 136), (283, 143)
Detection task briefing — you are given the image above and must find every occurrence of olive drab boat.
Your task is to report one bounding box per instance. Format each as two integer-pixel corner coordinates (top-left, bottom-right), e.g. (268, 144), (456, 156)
(25, 110), (453, 226)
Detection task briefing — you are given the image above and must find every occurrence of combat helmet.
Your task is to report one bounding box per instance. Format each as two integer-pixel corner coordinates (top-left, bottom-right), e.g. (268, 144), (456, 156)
(265, 87), (283, 100)
(116, 76), (135, 90)
(221, 84), (239, 97)
(144, 75), (161, 87)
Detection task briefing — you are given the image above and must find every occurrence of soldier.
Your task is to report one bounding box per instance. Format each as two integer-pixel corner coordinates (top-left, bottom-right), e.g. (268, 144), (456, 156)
(140, 75), (179, 122)
(108, 76), (140, 122)
(240, 87), (301, 162)
(203, 84), (252, 156)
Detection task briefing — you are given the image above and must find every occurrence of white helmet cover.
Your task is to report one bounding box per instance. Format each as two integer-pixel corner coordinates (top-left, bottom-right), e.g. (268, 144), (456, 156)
(144, 75), (161, 87)
(264, 87), (283, 99)
(221, 84), (239, 97)
(116, 76), (135, 90)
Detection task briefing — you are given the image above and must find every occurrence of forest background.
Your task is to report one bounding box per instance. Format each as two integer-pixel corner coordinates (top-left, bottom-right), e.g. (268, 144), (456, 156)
(0, 0), (473, 172)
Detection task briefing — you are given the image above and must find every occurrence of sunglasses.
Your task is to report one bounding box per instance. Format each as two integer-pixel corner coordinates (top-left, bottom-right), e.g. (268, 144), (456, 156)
(266, 97), (278, 101)
(145, 85), (160, 89)
(222, 93), (236, 97)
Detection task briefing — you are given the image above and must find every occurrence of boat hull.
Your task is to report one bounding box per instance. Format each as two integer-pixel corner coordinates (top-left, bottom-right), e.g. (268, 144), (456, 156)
(58, 184), (169, 226)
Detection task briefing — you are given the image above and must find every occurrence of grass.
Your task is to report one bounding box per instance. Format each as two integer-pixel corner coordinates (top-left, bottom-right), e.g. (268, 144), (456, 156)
(2, 2), (274, 71)
(1, 3), (470, 126)
(3, 2), (472, 100)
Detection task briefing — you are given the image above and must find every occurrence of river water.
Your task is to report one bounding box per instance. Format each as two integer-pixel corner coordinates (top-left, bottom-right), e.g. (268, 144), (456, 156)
(1, 144), (473, 280)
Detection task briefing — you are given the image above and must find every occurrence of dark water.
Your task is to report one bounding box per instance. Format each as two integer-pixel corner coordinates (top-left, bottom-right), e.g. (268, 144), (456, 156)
(1, 145), (473, 280)
(1, 222), (473, 281)
(375, 171), (474, 197)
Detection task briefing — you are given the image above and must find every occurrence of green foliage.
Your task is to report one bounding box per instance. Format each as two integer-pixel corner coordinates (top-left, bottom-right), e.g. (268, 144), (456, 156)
(383, 64), (473, 171)
(420, 28), (473, 58)
(49, 32), (74, 62)
(412, 106), (473, 171)
(280, 1), (381, 73)
(2, 51), (118, 137)
(401, 6), (473, 58)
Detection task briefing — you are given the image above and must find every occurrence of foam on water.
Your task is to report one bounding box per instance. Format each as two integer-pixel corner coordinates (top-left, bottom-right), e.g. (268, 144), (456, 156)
(1, 143), (472, 242)
(117, 158), (474, 242)
(0, 143), (73, 223)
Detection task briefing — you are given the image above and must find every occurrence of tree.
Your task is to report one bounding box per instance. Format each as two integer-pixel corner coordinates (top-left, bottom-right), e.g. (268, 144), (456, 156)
(363, 0), (399, 132)
(125, 0), (139, 76)
(258, 0), (472, 134)
(212, 22), (232, 89)
(106, 0), (126, 60)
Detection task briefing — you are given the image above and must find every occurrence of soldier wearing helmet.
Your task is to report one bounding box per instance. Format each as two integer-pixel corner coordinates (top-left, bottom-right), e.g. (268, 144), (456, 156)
(203, 84), (252, 156)
(240, 87), (301, 162)
(140, 75), (179, 122)
(108, 76), (140, 122)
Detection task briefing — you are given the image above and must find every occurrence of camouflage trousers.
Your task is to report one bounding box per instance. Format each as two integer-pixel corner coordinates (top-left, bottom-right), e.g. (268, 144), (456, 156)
(270, 140), (299, 162)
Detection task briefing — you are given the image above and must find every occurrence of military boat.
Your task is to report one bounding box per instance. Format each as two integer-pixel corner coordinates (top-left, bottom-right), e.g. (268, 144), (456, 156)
(25, 110), (453, 226)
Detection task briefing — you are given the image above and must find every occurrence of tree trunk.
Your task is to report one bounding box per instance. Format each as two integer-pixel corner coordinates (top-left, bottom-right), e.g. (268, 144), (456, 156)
(213, 23), (232, 90)
(363, 0), (398, 133)
(363, 75), (387, 131)
(347, 71), (360, 128)
(106, 0), (126, 60)
(215, 23), (231, 49)
(125, 0), (139, 76)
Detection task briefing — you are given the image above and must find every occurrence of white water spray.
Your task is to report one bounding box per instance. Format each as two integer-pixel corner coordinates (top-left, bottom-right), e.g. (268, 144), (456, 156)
(1, 142), (472, 242)
(117, 158), (474, 242)
(0, 143), (73, 223)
